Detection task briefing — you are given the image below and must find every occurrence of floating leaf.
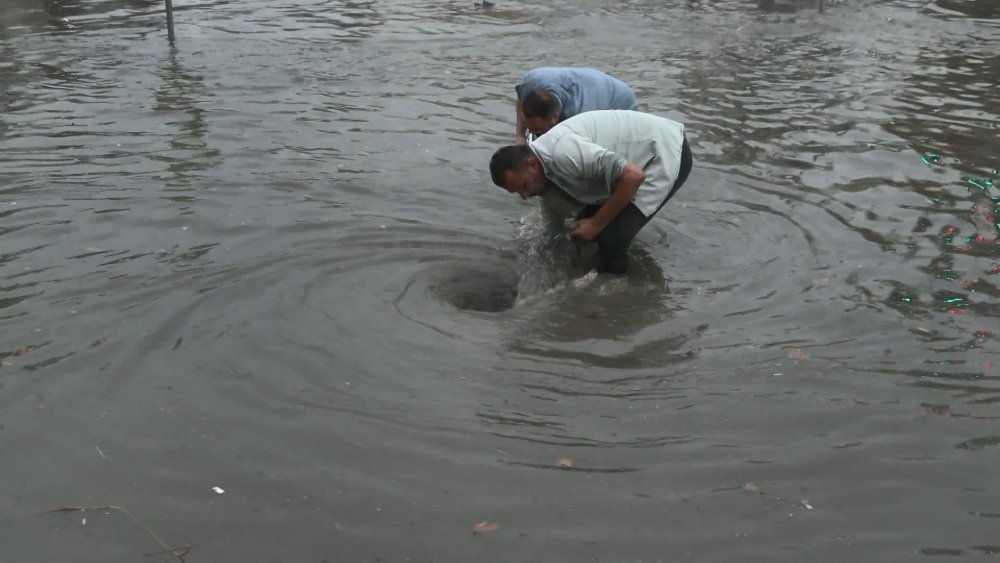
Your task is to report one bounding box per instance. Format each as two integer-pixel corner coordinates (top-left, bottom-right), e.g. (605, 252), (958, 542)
(787, 349), (811, 360)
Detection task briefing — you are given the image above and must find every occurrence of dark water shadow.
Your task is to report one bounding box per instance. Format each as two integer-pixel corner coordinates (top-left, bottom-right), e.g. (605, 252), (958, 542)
(428, 260), (520, 313)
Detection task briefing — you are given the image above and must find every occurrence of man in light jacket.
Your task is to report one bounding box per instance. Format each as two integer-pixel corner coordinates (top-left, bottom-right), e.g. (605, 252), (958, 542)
(490, 110), (693, 274)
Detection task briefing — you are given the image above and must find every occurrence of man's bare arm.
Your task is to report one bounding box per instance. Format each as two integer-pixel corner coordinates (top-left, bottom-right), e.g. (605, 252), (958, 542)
(571, 163), (645, 240)
(515, 98), (527, 145)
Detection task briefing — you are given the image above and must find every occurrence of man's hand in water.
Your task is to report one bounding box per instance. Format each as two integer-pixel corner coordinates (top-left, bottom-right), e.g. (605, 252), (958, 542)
(570, 162), (645, 242)
(570, 218), (602, 241)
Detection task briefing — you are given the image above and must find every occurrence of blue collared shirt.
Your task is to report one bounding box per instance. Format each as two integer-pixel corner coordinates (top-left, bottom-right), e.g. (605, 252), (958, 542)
(515, 67), (639, 121)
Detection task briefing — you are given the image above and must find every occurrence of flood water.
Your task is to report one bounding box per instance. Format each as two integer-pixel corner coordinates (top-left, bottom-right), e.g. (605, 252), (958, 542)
(1, 0), (999, 560)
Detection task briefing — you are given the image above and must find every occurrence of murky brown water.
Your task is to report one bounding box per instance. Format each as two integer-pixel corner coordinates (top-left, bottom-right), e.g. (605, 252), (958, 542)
(1, 0), (998, 561)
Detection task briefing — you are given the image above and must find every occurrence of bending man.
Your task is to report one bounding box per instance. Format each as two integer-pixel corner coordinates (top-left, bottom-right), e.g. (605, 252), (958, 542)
(515, 67), (639, 144)
(490, 110), (693, 275)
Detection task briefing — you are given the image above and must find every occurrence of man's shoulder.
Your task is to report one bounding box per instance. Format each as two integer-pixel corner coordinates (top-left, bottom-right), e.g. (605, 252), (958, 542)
(521, 67), (568, 83)
(532, 129), (601, 176)
(532, 126), (585, 151)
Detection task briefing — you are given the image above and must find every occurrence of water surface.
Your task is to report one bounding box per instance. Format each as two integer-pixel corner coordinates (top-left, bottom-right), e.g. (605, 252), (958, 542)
(1, 0), (999, 561)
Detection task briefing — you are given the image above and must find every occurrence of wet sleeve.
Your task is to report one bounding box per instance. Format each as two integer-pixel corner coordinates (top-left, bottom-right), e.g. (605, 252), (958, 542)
(551, 134), (627, 194)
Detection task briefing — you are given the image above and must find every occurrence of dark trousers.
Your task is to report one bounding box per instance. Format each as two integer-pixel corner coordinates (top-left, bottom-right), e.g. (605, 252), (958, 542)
(577, 136), (693, 274)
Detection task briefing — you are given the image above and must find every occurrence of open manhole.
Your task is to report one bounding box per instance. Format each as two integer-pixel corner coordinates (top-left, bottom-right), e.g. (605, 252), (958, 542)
(431, 263), (519, 313)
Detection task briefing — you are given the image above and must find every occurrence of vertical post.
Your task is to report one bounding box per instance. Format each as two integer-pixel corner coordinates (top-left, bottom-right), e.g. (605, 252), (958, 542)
(165, 0), (176, 43)
(818, 0), (824, 12)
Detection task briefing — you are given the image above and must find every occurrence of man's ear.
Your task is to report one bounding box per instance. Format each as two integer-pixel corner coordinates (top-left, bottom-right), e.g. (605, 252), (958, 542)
(526, 155), (540, 169)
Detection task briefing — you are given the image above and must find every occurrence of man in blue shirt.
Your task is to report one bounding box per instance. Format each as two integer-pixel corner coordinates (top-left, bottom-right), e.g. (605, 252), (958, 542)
(515, 67), (639, 145)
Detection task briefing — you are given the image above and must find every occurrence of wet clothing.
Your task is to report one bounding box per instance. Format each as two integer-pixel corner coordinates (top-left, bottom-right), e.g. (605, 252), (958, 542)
(576, 138), (693, 273)
(533, 110), (687, 216)
(532, 110), (693, 274)
(515, 67), (639, 121)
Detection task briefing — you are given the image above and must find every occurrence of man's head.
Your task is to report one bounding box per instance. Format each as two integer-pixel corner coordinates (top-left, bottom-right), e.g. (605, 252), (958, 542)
(489, 145), (548, 200)
(521, 90), (561, 137)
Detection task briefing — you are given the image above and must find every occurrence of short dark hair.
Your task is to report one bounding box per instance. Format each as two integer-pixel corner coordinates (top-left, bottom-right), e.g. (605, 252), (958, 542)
(521, 90), (561, 119)
(489, 145), (533, 187)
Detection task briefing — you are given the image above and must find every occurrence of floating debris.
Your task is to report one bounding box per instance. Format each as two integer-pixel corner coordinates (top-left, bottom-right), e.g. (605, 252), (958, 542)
(966, 177), (995, 192)
(787, 349), (811, 360)
(472, 521), (500, 534)
(40, 505), (190, 560)
(810, 276), (830, 287)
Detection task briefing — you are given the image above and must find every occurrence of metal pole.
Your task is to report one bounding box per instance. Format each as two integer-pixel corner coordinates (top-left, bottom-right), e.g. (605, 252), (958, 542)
(165, 0), (176, 43)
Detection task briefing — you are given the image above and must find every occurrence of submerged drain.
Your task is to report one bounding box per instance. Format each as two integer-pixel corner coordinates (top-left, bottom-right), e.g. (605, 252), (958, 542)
(431, 264), (519, 313)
